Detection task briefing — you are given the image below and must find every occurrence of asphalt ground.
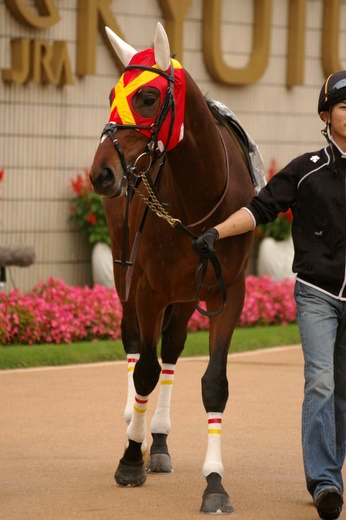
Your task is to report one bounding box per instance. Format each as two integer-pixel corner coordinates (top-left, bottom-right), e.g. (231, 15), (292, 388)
(2, 345), (345, 520)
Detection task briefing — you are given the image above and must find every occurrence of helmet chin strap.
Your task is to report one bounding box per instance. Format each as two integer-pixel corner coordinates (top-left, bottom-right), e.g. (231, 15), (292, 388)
(321, 120), (331, 142)
(321, 114), (337, 176)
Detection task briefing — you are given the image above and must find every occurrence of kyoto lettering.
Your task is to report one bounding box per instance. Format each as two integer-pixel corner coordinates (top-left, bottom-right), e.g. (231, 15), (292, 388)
(1, 0), (343, 87)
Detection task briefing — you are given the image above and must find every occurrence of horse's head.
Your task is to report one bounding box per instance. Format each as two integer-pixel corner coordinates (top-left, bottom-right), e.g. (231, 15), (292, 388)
(90, 23), (186, 198)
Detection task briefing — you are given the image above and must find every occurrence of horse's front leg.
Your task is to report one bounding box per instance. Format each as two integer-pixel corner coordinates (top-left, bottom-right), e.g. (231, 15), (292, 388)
(200, 277), (247, 514)
(200, 354), (233, 514)
(115, 349), (162, 487)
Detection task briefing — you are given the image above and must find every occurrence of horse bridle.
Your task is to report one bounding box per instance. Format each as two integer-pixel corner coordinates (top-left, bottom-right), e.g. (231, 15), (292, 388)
(100, 63), (227, 316)
(101, 63), (176, 178)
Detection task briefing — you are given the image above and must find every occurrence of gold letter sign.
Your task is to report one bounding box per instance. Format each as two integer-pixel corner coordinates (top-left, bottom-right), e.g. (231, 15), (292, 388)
(2, 0), (345, 88)
(4, 0), (60, 28)
(322, 0), (343, 76)
(287, 0), (307, 87)
(2, 0), (74, 85)
(77, 0), (125, 76)
(157, 0), (193, 61)
(202, 0), (272, 85)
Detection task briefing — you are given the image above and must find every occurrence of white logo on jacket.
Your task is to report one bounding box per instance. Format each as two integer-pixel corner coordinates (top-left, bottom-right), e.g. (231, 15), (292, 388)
(310, 155), (320, 163)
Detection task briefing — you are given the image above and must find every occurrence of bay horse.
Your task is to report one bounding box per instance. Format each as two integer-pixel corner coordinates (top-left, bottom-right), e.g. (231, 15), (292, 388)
(90, 23), (257, 514)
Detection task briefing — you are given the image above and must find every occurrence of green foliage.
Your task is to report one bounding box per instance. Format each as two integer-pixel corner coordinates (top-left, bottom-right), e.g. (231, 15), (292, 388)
(256, 209), (293, 242)
(68, 169), (111, 246)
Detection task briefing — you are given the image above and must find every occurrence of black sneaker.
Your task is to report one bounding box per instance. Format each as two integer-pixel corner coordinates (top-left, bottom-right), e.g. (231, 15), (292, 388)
(314, 487), (343, 520)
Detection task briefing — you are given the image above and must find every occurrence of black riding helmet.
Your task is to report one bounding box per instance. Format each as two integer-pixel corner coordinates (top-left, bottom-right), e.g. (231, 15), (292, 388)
(318, 71), (346, 175)
(318, 70), (346, 114)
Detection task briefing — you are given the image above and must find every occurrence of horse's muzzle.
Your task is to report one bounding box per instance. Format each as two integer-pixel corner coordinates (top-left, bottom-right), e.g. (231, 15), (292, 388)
(89, 168), (128, 198)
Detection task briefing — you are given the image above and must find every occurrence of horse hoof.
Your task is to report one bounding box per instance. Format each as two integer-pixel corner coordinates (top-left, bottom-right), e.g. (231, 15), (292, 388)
(200, 473), (234, 514)
(147, 453), (173, 473)
(200, 493), (234, 514)
(114, 461), (146, 487)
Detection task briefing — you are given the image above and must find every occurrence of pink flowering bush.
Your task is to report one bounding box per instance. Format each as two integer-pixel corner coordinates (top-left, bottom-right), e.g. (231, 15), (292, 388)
(0, 278), (122, 345)
(0, 276), (296, 345)
(239, 275), (296, 327)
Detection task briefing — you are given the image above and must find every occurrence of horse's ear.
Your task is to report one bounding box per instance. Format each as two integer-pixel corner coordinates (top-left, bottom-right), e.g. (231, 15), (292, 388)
(154, 22), (171, 71)
(105, 26), (137, 66)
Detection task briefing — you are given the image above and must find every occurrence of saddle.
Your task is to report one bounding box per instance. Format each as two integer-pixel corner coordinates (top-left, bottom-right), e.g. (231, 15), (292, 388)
(207, 99), (266, 194)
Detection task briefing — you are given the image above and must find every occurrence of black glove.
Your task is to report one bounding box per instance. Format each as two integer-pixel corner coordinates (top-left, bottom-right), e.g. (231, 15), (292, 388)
(192, 228), (219, 259)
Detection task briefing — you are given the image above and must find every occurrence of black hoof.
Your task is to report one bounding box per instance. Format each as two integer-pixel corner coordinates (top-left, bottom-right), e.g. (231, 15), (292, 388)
(200, 473), (234, 514)
(147, 453), (173, 473)
(148, 433), (173, 473)
(200, 492), (234, 514)
(114, 461), (146, 487)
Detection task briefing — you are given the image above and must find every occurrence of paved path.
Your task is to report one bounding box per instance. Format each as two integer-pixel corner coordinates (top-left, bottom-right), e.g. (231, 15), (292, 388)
(1, 346), (345, 520)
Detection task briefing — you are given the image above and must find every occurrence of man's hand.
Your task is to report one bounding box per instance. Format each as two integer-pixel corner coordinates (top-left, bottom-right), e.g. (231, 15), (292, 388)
(192, 228), (219, 258)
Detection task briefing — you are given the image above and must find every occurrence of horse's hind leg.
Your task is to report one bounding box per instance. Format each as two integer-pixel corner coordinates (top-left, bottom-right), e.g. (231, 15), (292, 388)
(148, 302), (196, 474)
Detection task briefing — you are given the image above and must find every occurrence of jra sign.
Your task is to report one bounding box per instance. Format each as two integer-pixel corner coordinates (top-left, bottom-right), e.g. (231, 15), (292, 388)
(2, 39), (73, 85)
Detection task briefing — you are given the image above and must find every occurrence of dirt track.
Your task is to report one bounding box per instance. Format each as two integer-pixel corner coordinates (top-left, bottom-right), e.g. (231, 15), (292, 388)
(1, 346), (345, 520)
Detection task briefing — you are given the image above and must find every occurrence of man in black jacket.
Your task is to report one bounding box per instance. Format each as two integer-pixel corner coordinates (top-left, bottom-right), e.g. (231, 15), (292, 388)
(193, 71), (346, 520)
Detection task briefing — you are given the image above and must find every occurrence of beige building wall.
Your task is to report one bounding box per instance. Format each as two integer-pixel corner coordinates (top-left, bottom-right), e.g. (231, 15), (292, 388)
(0, 0), (345, 292)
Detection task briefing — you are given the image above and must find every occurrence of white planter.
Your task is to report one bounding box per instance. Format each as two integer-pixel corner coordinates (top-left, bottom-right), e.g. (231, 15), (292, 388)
(91, 242), (114, 287)
(257, 236), (295, 280)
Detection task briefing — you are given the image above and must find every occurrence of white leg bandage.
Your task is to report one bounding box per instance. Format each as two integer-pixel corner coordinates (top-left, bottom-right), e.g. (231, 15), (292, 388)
(202, 412), (224, 477)
(150, 363), (175, 435)
(124, 353), (140, 425)
(127, 393), (148, 444)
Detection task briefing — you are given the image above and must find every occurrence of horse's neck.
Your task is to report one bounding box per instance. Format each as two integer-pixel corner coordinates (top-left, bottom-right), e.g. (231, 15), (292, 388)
(166, 82), (228, 213)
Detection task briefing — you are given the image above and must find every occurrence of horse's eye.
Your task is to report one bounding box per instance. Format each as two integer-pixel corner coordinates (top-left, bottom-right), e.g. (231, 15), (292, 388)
(132, 87), (159, 116)
(143, 97), (156, 107)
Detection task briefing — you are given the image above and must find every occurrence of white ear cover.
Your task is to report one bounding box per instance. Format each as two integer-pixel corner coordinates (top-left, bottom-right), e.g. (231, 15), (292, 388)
(105, 26), (137, 66)
(154, 22), (171, 71)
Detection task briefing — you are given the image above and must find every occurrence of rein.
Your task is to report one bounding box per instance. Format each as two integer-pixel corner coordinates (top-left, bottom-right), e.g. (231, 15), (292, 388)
(101, 63), (227, 316)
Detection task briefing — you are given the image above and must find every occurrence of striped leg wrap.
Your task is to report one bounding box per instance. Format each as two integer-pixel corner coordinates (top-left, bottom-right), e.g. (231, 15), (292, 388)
(150, 363), (175, 435)
(127, 394), (149, 444)
(202, 412), (224, 477)
(124, 354), (140, 425)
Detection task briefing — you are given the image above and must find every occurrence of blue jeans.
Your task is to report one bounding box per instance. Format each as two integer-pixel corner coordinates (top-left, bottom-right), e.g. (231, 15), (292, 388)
(294, 281), (346, 499)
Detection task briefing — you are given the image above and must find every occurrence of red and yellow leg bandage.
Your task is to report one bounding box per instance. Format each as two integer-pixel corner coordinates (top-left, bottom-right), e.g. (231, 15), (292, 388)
(202, 412), (224, 477)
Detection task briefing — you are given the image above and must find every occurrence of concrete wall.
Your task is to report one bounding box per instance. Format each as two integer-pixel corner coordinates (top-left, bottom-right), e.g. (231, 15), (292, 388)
(0, 0), (345, 291)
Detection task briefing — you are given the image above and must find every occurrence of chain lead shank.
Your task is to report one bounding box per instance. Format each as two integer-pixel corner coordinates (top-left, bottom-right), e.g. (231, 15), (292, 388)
(131, 172), (182, 228)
